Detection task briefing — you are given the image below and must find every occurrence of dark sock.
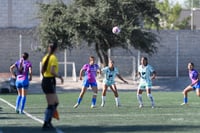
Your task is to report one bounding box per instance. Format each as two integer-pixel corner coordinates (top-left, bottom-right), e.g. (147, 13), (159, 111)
(53, 103), (59, 113)
(44, 105), (54, 124)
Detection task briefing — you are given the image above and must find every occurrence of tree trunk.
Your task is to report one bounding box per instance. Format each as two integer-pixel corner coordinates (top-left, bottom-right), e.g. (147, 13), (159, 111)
(95, 43), (109, 67)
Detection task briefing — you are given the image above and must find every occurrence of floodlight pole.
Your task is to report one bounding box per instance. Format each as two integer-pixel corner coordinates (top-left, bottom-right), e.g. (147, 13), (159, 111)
(176, 33), (179, 79)
(191, 0), (194, 30)
(64, 49), (67, 78)
(19, 34), (22, 59)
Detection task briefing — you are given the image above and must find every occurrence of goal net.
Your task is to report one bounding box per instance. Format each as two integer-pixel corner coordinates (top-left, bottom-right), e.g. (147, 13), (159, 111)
(40, 61), (77, 81)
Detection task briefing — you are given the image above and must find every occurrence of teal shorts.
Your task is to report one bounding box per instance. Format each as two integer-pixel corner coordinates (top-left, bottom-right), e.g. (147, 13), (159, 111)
(138, 82), (152, 90)
(103, 80), (115, 86)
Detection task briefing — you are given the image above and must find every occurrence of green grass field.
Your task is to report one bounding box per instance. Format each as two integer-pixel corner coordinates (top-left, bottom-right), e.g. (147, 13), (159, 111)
(0, 91), (200, 133)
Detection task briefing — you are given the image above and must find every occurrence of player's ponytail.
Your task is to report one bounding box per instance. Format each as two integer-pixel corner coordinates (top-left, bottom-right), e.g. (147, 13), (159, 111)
(19, 58), (24, 74)
(41, 42), (57, 75)
(19, 52), (29, 74)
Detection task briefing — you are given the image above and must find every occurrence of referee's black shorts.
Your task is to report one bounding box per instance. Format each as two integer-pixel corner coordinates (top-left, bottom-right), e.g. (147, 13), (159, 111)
(41, 77), (56, 94)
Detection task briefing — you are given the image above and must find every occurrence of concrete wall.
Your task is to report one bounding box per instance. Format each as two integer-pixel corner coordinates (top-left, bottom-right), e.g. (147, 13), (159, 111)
(0, 0), (72, 28)
(0, 29), (200, 77)
(111, 30), (200, 77)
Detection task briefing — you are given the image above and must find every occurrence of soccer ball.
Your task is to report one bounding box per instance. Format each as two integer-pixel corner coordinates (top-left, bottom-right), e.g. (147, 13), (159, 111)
(112, 26), (120, 34)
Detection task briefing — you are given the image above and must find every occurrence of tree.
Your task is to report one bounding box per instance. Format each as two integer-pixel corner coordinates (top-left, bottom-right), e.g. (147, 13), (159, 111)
(156, 0), (190, 29)
(37, 1), (74, 50)
(37, 0), (161, 66)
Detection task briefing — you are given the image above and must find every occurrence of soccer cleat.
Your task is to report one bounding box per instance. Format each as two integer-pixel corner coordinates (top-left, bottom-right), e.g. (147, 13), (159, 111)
(15, 109), (19, 114)
(180, 103), (188, 106)
(73, 103), (79, 108)
(116, 103), (121, 107)
(91, 105), (96, 108)
(101, 102), (105, 107)
(42, 122), (55, 131)
(151, 103), (155, 108)
(53, 110), (59, 120)
(19, 111), (24, 114)
(139, 104), (144, 108)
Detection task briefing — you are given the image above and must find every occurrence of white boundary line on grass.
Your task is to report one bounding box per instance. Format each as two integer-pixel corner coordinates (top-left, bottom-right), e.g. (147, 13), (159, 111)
(0, 98), (64, 133)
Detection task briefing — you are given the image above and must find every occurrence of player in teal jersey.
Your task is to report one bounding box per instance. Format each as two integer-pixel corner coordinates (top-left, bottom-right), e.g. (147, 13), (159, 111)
(101, 59), (128, 107)
(137, 57), (156, 108)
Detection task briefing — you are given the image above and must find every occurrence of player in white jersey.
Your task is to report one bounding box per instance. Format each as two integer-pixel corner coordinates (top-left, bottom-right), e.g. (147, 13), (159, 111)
(137, 57), (156, 108)
(101, 59), (128, 107)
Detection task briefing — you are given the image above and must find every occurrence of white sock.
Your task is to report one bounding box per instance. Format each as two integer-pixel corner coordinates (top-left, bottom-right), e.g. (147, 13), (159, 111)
(137, 94), (143, 105)
(102, 96), (106, 104)
(147, 94), (154, 105)
(115, 97), (120, 105)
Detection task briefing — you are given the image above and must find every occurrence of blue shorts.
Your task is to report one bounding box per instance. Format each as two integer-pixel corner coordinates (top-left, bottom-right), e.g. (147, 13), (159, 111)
(82, 80), (97, 88)
(192, 81), (200, 90)
(15, 79), (29, 89)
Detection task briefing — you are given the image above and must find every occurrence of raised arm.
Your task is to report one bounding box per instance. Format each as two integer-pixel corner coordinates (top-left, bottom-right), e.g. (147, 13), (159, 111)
(29, 66), (32, 81)
(117, 74), (128, 84)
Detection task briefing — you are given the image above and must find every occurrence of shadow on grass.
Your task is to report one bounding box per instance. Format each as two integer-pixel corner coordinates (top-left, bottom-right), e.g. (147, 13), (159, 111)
(1, 125), (200, 133)
(62, 125), (200, 133)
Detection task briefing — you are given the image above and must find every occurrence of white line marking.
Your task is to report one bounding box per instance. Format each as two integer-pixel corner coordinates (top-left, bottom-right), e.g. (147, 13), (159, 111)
(0, 98), (64, 133)
(0, 98), (43, 124)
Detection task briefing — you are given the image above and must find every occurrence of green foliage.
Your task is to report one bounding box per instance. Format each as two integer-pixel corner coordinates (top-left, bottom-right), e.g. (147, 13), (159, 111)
(37, 0), (73, 50)
(37, 0), (161, 65)
(156, 0), (190, 29)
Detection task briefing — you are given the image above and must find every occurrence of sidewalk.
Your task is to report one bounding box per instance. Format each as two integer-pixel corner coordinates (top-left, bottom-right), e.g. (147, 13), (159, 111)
(0, 75), (190, 94)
